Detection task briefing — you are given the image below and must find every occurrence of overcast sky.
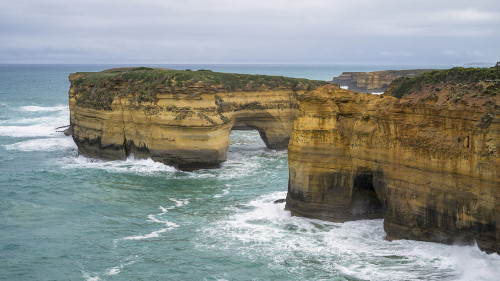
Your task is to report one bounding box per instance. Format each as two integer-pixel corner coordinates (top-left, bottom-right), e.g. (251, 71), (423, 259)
(1, 0), (499, 65)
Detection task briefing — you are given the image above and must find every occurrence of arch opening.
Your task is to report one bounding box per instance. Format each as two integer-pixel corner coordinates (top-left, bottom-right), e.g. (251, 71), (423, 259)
(350, 171), (386, 218)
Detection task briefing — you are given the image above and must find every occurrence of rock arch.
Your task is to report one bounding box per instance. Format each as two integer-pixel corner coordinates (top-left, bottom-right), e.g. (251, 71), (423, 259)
(68, 69), (309, 170)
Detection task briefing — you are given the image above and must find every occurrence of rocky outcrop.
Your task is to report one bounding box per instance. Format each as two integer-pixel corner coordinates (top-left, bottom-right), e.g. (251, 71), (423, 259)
(68, 67), (326, 170)
(332, 69), (435, 93)
(286, 67), (500, 253)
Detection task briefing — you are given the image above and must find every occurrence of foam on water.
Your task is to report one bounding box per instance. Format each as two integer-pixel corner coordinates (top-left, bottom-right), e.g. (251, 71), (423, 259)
(214, 184), (231, 198)
(19, 105), (67, 112)
(0, 105), (69, 137)
(119, 199), (187, 242)
(0, 115), (64, 125)
(199, 191), (500, 281)
(123, 228), (170, 240)
(217, 154), (261, 180)
(58, 155), (177, 175)
(3, 137), (76, 151)
(104, 259), (137, 276)
(81, 271), (101, 281)
(0, 124), (65, 138)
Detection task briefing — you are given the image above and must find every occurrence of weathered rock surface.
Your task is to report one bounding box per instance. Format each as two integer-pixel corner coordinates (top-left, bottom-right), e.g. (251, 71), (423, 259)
(286, 67), (500, 253)
(332, 69), (435, 93)
(68, 68), (326, 170)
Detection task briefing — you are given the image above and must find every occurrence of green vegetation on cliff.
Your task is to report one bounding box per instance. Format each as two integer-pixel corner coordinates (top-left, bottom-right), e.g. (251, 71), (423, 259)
(73, 67), (327, 110)
(386, 67), (500, 98)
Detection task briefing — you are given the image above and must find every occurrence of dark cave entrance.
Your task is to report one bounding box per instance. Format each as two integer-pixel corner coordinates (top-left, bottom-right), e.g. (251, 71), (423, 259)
(350, 171), (386, 218)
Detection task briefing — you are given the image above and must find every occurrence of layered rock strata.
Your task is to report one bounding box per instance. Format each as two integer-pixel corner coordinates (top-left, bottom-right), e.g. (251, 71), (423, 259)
(286, 68), (499, 253)
(68, 67), (326, 170)
(332, 69), (435, 93)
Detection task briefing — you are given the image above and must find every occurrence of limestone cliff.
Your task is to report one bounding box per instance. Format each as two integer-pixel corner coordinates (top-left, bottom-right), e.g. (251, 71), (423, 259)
(332, 69), (435, 93)
(286, 67), (500, 253)
(68, 67), (326, 170)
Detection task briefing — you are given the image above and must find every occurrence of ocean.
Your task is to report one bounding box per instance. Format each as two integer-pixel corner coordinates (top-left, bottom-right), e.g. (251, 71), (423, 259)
(1, 64), (499, 280)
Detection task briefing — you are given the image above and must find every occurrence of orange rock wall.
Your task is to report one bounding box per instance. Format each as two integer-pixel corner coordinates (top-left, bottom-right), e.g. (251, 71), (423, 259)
(69, 74), (304, 170)
(286, 84), (500, 253)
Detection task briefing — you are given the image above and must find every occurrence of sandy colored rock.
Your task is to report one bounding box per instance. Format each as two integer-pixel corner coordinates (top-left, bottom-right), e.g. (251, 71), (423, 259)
(332, 69), (435, 93)
(68, 68), (326, 170)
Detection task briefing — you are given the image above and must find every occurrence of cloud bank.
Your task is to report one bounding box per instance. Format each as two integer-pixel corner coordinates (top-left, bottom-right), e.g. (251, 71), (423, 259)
(1, 0), (499, 64)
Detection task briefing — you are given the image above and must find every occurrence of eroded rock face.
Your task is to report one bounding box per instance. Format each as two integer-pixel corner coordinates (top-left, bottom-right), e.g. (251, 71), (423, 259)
(286, 82), (499, 253)
(332, 69), (435, 93)
(68, 68), (326, 170)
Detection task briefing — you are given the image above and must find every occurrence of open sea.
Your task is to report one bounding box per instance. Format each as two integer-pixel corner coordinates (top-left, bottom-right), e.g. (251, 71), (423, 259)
(1, 64), (499, 280)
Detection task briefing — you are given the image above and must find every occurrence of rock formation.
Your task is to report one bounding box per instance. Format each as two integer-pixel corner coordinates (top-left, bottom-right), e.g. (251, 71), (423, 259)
(332, 69), (435, 93)
(68, 67), (326, 170)
(286, 67), (500, 253)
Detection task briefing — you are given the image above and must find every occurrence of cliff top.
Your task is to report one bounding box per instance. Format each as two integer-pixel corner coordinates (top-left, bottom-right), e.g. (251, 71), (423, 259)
(331, 69), (437, 93)
(71, 67), (327, 92)
(385, 67), (500, 99)
(384, 67), (499, 124)
(70, 67), (328, 110)
(334, 69), (436, 77)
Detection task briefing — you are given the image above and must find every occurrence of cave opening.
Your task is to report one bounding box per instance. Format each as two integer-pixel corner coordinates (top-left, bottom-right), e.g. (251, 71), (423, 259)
(350, 171), (386, 218)
(228, 123), (267, 154)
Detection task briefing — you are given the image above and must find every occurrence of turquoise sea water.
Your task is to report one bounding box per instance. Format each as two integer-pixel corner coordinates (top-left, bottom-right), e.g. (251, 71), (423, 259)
(1, 64), (499, 280)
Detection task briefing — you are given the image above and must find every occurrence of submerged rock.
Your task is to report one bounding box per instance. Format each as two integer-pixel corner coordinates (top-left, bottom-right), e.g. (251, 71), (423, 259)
(273, 199), (286, 204)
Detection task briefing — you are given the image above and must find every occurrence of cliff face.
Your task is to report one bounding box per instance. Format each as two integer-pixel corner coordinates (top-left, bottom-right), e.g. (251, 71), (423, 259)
(286, 71), (499, 253)
(332, 69), (435, 93)
(68, 68), (326, 170)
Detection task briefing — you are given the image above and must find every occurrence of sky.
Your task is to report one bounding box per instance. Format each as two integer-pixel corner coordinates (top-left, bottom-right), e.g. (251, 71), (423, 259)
(0, 0), (499, 65)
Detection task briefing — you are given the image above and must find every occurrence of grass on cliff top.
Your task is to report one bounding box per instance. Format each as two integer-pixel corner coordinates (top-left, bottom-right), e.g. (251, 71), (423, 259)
(386, 67), (500, 98)
(73, 67), (328, 110)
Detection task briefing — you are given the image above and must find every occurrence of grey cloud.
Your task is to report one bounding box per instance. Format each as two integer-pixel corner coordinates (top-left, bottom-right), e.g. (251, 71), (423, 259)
(0, 0), (499, 64)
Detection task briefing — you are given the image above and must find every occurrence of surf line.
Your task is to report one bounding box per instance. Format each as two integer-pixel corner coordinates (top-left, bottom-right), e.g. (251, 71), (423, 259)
(115, 199), (188, 244)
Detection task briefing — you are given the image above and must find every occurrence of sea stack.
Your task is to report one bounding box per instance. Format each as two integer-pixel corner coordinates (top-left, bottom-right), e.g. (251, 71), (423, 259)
(68, 67), (326, 170)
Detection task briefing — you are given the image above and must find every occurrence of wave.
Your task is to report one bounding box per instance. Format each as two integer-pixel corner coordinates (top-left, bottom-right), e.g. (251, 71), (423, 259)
(0, 109), (68, 137)
(198, 191), (500, 281)
(81, 271), (101, 281)
(214, 184), (231, 198)
(104, 259), (137, 276)
(57, 155), (177, 175)
(19, 105), (67, 112)
(0, 124), (66, 138)
(123, 228), (170, 240)
(3, 137), (76, 151)
(118, 199), (187, 243)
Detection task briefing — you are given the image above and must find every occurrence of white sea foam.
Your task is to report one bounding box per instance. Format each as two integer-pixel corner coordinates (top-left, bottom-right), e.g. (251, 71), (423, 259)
(121, 200), (187, 242)
(199, 191), (500, 281)
(0, 104), (69, 137)
(105, 266), (121, 275)
(217, 154), (262, 180)
(123, 228), (169, 240)
(3, 137), (76, 151)
(104, 259), (137, 276)
(0, 124), (64, 137)
(214, 185), (231, 198)
(59, 155), (177, 175)
(147, 214), (179, 228)
(81, 271), (101, 281)
(0, 115), (63, 125)
(19, 105), (67, 112)
(170, 198), (189, 208)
